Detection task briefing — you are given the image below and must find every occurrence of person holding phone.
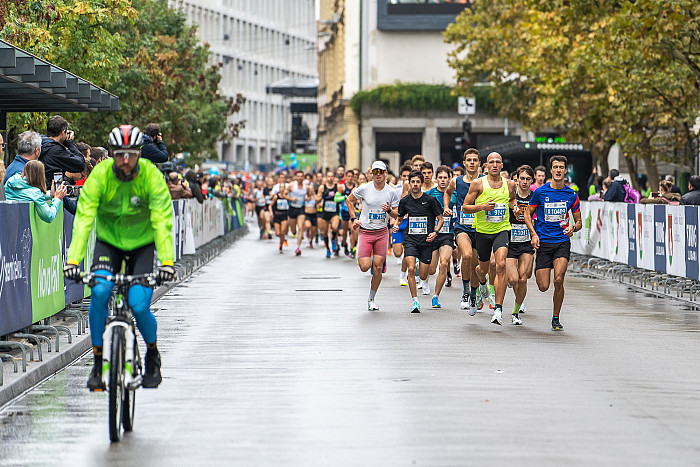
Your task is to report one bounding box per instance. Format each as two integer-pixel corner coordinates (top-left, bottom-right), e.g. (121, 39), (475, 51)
(5, 160), (66, 223)
(38, 115), (85, 188)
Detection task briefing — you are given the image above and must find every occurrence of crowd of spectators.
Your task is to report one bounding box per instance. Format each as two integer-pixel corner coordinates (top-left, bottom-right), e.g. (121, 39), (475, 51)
(586, 168), (700, 206)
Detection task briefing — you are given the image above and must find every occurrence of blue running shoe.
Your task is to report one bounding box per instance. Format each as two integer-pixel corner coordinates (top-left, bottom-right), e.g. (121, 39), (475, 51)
(326, 249), (331, 258)
(331, 239), (337, 252)
(431, 296), (441, 308)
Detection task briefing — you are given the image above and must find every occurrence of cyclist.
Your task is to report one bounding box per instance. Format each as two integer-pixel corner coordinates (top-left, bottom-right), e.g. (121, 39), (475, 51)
(63, 125), (175, 390)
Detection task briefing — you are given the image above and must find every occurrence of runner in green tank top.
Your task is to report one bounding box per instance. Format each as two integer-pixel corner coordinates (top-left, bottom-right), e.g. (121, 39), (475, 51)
(462, 152), (517, 326)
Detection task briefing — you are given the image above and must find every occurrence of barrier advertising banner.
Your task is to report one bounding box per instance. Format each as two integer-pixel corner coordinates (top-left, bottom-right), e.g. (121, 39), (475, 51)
(685, 206), (699, 280)
(30, 204), (66, 322)
(0, 203), (33, 335)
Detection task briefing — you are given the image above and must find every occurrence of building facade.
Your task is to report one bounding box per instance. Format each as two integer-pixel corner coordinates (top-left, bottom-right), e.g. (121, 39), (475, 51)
(318, 0), (526, 173)
(169, 0), (318, 169)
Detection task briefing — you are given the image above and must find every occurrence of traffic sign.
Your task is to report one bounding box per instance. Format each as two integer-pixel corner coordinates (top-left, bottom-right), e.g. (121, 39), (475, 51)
(458, 97), (476, 115)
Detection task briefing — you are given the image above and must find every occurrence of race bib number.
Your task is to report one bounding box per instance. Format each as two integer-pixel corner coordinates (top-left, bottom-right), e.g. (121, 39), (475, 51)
(408, 216), (428, 235)
(276, 199), (289, 210)
(510, 224), (531, 243)
(368, 209), (387, 226)
(324, 200), (337, 212)
(265, 195), (271, 204)
(459, 210), (475, 226)
(485, 204), (507, 223)
(291, 199), (304, 208)
(439, 215), (451, 233)
(544, 201), (567, 223)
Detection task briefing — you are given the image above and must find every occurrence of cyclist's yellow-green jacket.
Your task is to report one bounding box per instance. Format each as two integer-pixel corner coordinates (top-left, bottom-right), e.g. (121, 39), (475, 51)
(67, 158), (174, 266)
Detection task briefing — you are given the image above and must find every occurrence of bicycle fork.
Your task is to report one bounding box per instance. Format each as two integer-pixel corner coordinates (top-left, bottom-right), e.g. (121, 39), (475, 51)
(102, 321), (142, 390)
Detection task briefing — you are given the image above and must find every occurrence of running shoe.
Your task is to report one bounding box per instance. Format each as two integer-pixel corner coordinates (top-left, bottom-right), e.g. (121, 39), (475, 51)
(331, 239), (337, 252)
(309, 241), (313, 249)
(267, 233), (272, 239)
(142, 349), (162, 388)
(460, 293), (469, 310)
(446, 274), (452, 288)
(552, 317), (564, 331)
(382, 261), (387, 273)
(488, 294), (496, 309)
(259, 229), (264, 239)
(344, 245), (350, 256)
(295, 248), (301, 256)
(326, 249), (331, 258)
(421, 280), (430, 296)
(511, 313), (522, 325)
(87, 359), (105, 391)
(491, 308), (502, 326)
(453, 258), (460, 276)
(396, 257), (402, 265)
(410, 300), (421, 313)
(284, 240), (288, 246)
(468, 295), (477, 316)
(479, 283), (491, 304)
(519, 304), (527, 314)
(368, 301), (379, 311)
(431, 296), (441, 308)
(334, 248), (339, 257)
(279, 244), (283, 254)
(399, 275), (408, 287)
(476, 291), (484, 310)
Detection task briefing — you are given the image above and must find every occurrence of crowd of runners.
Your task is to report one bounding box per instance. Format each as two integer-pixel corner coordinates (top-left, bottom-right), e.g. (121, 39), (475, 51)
(249, 149), (581, 331)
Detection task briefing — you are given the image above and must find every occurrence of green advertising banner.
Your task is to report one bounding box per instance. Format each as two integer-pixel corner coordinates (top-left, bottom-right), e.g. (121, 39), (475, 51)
(30, 203), (66, 322)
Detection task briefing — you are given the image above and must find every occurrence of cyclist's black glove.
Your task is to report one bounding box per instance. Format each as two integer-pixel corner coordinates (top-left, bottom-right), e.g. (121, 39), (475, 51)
(63, 263), (81, 281)
(157, 265), (176, 284)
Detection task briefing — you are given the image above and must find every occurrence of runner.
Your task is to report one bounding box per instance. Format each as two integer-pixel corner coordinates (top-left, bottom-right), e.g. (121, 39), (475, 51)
(443, 148), (482, 314)
(286, 170), (314, 256)
(303, 184), (318, 249)
(391, 164), (412, 286)
(339, 170), (358, 257)
(270, 173), (290, 254)
(421, 162), (436, 191)
(425, 165), (455, 308)
(317, 170), (341, 258)
(346, 161), (399, 311)
(523, 155), (582, 331)
(462, 152), (517, 325)
(531, 165), (546, 192)
(393, 169), (443, 313)
(253, 178), (271, 239)
(506, 165), (535, 325)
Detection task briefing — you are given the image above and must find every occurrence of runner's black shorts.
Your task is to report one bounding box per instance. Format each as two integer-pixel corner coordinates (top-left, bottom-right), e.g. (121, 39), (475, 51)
(475, 230), (509, 262)
(433, 232), (455, 250)
(92, 240), (155, 275)
(508, 241), (535, 259)
(455, 228), (477, 250)
(341, 210), (351, 222)
(535, 240), (571, 270)
(273, 210), (288, 224)
(255, 205), (267, 216)
(287, 207), (305, 219)
(305, 212), (317, 226)
(403, 240), (436, 264)
(319, 211), (339, 222)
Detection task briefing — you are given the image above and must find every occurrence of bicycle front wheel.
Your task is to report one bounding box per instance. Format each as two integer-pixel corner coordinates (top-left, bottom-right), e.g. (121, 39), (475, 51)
(122, 341), (138, 432)
(108, 327), (125, 442)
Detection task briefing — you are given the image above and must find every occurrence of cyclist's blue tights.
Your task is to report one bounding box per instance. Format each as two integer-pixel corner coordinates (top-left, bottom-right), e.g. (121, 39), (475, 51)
(89, 269), (157, 346)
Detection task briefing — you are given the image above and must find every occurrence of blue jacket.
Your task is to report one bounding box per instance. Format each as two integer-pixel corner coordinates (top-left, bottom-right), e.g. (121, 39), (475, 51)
(3, 155), (29, 184)
(140, 135), (169, 163)
(4, 173), (62, 223)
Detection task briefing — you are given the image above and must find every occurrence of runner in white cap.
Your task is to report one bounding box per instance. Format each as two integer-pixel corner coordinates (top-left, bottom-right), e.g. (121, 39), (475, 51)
(346, 161), (400, 311)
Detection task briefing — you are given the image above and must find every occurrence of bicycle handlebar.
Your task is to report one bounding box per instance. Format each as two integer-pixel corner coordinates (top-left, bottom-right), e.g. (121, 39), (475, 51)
(78, 272), (160, 288)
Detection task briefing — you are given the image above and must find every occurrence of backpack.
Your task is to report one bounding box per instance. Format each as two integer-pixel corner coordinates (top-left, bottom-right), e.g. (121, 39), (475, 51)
(623, 184), (641, 204)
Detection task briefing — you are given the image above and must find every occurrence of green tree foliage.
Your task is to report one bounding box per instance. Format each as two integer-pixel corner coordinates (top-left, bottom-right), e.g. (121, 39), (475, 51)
(444, 0), (700, 189)
(1, 0), (245, 165)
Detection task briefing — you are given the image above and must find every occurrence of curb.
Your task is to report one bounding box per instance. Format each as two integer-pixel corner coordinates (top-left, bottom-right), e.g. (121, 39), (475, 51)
(0, 225), (249, 408)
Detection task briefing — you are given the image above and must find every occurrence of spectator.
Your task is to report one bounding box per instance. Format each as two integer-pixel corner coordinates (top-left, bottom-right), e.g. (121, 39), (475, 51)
(5, 160), (66, 223)
(166, 172), (193, 200)
(91, 146), (109, 164)
(39, 115), (85, 187)
(184, 170), (204, 204)
(4, 130), (41, 184)
(0, 133), (5, 201)
(76, 142), (91, 161)
(665, 174), (682, 194)
(641, 180), (681, 205)
(602, 169), (627, 202)
(681, 175), (700, 205)
(141, 123), (169, 163)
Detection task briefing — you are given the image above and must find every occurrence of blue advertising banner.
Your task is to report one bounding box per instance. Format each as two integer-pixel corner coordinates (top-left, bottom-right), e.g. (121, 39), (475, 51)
(684, 206), (699, 280)
(627, 204), (637, 268)
(0, 203), (33, 335)
(653, 205), (667, 273)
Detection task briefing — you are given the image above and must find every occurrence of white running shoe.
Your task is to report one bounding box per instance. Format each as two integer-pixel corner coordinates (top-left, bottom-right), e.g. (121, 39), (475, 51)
(399, 276), (408, 286)
(460, 293), (469, 310)
(519, 304), (527, 314)
(491, 308), (503, 325)
(396, 257), (402, 265)
(479, 283), (491, 304)
(421, 280), (430, 296)
(511, 313), (522, 325)
(368, 301), (379, 311)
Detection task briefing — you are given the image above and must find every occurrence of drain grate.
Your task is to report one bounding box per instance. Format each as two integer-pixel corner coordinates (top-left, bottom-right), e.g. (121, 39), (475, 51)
(295, 289), (343, 292)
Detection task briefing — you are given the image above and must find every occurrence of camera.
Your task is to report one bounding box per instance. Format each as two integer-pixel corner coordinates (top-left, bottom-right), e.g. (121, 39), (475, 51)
(66, 185), (82, 197)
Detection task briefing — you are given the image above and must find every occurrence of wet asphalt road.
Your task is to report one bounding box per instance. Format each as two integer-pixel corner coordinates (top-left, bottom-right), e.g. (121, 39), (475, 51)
(0, 227), (699, 466)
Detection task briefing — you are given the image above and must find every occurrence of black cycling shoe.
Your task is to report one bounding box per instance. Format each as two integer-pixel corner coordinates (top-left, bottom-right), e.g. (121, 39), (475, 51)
(142, 349), (162, 388)
(87, 359), (106, 391)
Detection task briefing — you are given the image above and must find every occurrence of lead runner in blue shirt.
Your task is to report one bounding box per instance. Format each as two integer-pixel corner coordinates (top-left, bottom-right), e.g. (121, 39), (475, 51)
(523, 155), (582, 332)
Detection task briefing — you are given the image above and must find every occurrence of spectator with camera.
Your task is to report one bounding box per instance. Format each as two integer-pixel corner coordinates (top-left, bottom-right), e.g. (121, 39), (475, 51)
(141, 123), (169, 163)
(5, 160), (66, 223)
(39, 115), (86, 188)
(4, 131), (42, 185)
(166, 171), (193, 200)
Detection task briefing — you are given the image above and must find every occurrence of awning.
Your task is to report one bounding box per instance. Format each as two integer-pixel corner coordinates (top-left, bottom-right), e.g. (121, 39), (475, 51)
(0, 39), (119, 112)
(266, 77), (319, 97)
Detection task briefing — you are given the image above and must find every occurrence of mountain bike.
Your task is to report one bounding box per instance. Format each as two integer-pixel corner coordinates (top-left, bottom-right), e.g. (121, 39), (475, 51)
(82, 272), (159, 442)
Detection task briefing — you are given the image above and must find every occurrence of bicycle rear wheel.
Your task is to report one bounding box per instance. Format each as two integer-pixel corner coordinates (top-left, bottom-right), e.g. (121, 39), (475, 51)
(108, 327), (125, 442)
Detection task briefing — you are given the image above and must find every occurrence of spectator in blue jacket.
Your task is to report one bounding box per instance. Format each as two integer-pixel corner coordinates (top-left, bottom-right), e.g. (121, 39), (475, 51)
(141, 123), (169, 163)
(5, 160), (66, 223)
(602, 169), (627, 202)
(4, 130), (42, 184)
